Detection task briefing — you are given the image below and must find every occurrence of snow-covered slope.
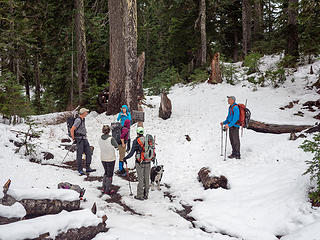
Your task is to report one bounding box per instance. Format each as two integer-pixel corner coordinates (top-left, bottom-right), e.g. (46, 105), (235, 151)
(0, 57), (319, 240)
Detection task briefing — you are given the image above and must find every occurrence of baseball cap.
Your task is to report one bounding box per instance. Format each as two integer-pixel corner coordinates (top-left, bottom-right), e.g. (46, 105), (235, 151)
(79, 108), (90, 114)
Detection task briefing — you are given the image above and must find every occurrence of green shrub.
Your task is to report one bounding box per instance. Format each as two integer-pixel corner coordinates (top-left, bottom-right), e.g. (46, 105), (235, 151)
(189, 68), (208, 83)
(247, 76), (257, 85)
(265, 67), (286, 88)
(243, 53), (262, 74)
(146, 67), (182, 95)
(221, 64), (238, 85)
(0, 72), (33, 123)
(300, 134), (320, 205)
(278, 54), (297, 68)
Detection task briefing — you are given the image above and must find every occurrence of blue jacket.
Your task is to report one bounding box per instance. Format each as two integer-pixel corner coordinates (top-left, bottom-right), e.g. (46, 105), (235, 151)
(223, 103), (240, 128)
(117, 105), (132, 126)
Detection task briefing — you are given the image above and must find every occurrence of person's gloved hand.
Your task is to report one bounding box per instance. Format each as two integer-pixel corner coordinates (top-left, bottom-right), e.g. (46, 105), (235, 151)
(123, 158), (127, 164)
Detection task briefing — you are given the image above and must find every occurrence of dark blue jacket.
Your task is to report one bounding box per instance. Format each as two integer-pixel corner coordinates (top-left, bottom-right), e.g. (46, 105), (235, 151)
(223, 103), (240, 128)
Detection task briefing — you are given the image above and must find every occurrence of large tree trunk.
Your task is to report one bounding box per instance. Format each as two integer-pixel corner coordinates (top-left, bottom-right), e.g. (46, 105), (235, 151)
(233, 30), (239, 62)
(248, 120), (313, 134)
(253, 0), (263, 41)
(242, 0), (252, 56)
(208, 53), (222, 84)
(75, 0), (89, 105)
(136, 52), (145, 101)
(68, 26), (75, 110)
(107, 0), (126, 115)
(34, 53), (41, 113)
(123, 0), (138, 111)
(286, 0), (299, 59)
(200, 0), (206, 66)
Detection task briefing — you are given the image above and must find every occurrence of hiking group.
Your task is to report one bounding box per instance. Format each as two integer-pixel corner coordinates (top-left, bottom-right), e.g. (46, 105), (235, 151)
(67, 95), (249, 200)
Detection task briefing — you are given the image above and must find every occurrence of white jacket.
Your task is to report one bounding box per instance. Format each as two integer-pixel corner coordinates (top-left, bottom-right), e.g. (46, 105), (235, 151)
(99, 135), (118, 162)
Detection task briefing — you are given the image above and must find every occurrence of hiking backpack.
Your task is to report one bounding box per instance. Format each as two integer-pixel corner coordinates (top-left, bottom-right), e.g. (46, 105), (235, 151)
(67, 115), (82, 138)
(111, 122), (129, 145)
(136, 134), (156, 162)
(231, 104), (251, 128)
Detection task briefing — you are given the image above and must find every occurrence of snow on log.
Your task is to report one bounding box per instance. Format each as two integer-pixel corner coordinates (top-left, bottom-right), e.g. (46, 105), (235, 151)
(198, 167), (229, 190)
(0, 209), (108, 240)
(248, 120), (313, 134)
(159, 92), (172, 120)
(1, 181), (80, 217)
(0, 203), (26, 225)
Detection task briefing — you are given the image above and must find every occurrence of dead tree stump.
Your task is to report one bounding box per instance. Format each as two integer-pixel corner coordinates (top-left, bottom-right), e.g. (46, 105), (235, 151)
(208, 52), (222, 84)
(198, 167), (229, 190)
(159, 93), (172, 120)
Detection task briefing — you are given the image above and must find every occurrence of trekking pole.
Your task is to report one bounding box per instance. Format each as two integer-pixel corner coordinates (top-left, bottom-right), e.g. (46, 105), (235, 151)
(220, 125), (223, 156)
(62, 144), (74, 163)
(125, 163), (133, 196)
(224, 128), (228, 161)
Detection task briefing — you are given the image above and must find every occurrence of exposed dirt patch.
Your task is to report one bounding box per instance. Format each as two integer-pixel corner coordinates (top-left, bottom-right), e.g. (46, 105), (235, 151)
(115, 169), (138, 182)
(85, 176), (103, 182)
(98, 185), (143, 216)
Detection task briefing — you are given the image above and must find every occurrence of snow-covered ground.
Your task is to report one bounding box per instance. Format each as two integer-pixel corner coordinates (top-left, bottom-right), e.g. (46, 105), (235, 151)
(0, 56), (319, 240)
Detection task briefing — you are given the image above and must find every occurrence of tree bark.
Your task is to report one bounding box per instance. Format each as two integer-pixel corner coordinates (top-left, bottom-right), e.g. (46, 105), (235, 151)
(242, 0), (252, 56)
(136, 52), (145, 101)
(248, 120), (313, 134)
(286, 0), (299, 59)
(208, 53), (222, 84)
(159, 93), (172, 120)
(107, 0), (126, 115)
(253, 0), (263, 41)
(34, 53), (41, 113)
(75, 0), (89, 105)
(200, 0), (206, 66)
(123, 0), (138, 111)
(233, 30), (239, 62)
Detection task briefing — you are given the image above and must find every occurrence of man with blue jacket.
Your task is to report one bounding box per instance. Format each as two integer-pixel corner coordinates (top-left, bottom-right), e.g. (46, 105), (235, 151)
(220, 96), (241, 159)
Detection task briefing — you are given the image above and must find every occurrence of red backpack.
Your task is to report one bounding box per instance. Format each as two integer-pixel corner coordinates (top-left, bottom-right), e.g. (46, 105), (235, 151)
(231, 104), (251, 128)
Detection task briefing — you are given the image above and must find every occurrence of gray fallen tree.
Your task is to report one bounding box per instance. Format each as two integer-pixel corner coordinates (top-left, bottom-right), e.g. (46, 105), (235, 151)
(1, 180), (80, 218)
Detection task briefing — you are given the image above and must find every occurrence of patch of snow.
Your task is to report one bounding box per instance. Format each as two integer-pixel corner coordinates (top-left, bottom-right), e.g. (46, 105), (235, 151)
(0, 203), (26, 218)
(7, 188), (79, 201)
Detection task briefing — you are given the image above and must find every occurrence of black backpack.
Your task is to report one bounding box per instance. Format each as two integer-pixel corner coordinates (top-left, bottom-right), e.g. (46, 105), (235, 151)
(67, 116), (82, 138)
(111, 122), (129, 145)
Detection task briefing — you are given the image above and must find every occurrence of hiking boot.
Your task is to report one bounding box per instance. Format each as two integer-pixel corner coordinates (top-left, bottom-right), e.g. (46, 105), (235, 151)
(235, 156), (241, 159)
(143, 195), (148, 200)
(86, 167), (96, 173)
(134, 196), (144, 201)
(79, 170), (85, 176)
(228, 155), (236, 159)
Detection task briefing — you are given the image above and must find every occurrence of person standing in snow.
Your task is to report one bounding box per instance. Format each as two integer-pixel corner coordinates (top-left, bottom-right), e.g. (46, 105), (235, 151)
(123, 127), (150, 200)
(117, 105), (132, 126)
(220, 96), (241, 159)
(99, 125), (118, 195)
(117, 105), (132, 152)
(118, 119), (131, 176)
(70, 108), (96, 175)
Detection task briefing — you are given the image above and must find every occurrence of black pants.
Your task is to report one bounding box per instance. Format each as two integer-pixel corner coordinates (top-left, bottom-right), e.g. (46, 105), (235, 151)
(102, 161), (115, 178)
(102, 161), (115, 193)
(229, 126), (240, 157)
(76, 138), (92, 172)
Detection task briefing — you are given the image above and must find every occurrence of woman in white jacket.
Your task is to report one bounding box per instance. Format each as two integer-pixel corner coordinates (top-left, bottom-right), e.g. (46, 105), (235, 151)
(99, 125), (118, 195)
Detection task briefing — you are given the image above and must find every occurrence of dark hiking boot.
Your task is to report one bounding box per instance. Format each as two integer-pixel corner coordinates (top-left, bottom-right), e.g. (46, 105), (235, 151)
(144, 195), (148, 200)
(86, 167), (96, 173)
(79, 170), (85, 176)
(235, 156), (241, 159)
(228, 155), (236, 159)
(134, 196), (144, 201)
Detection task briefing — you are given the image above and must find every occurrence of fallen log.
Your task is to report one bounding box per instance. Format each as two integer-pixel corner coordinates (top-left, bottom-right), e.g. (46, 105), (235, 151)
(30, 106), (79, 125)
(1, 180), (80, 218)
(198, 167), (229, 190)
(0, 209), (108, 240)
(248, 120), (313, 134)
(0, 202), (26, 225)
